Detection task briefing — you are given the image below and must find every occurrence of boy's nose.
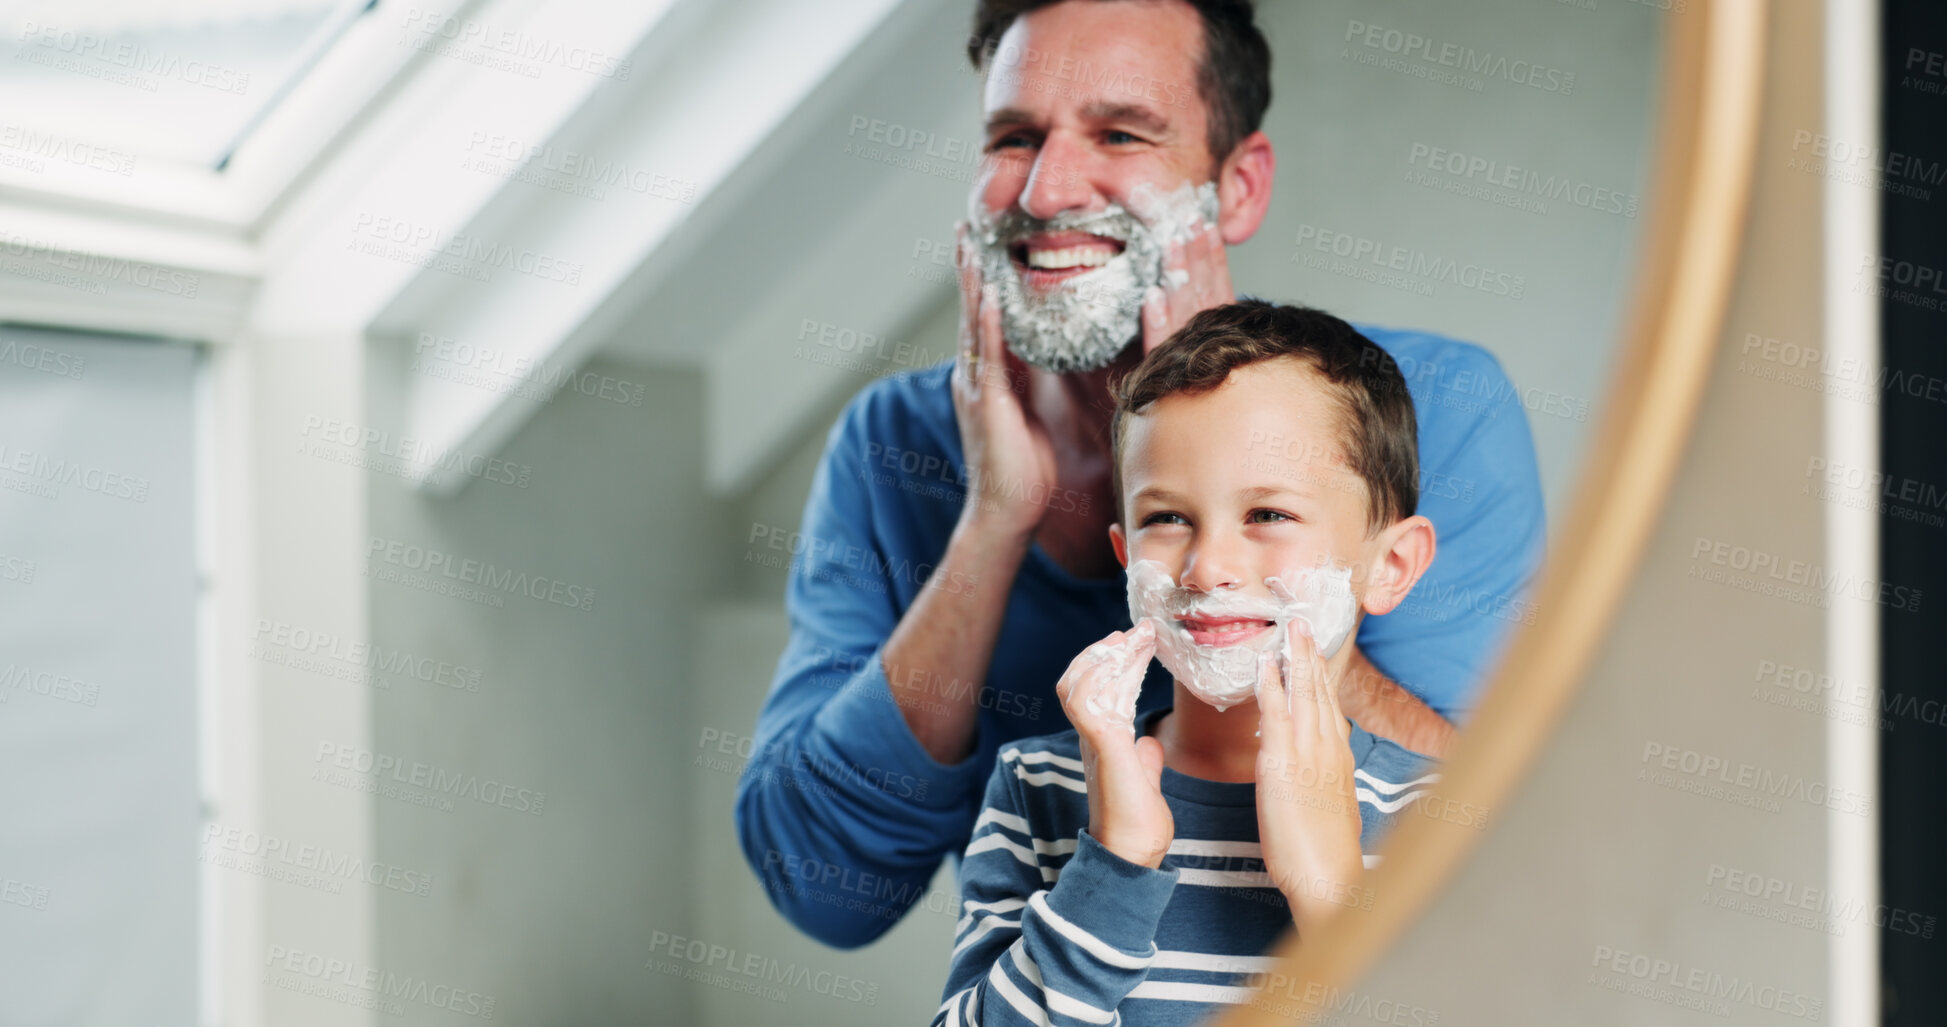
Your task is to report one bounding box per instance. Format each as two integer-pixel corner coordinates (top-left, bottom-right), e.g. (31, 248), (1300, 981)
(1177, 552), (1248, 595)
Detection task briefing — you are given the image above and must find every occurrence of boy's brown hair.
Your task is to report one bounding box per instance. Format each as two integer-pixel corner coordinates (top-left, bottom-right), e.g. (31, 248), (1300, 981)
(1110, 300), (1419, 533)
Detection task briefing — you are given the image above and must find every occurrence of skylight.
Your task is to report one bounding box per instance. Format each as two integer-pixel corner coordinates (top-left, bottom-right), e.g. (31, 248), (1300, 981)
(0, 0), (377, 171)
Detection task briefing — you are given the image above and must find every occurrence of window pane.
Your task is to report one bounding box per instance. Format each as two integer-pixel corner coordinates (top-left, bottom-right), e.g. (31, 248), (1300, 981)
(0, 326), (198, 1025)
(0, 0), (368, 169)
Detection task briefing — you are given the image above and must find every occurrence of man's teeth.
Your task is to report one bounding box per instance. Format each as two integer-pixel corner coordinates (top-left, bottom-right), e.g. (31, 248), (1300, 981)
(1025, 246), (1115, 270)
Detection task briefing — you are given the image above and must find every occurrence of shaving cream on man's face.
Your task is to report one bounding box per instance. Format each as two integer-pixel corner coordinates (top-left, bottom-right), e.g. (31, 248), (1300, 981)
(968, 181), (1220, 374)
(1124, 558), (1358, 711)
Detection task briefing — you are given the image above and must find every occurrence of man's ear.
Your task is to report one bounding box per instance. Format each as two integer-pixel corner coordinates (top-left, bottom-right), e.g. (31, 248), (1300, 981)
(1215, 130), (1275, 247)
(1108, 521), (1130, 569)
(1360, 515), (1437, 616)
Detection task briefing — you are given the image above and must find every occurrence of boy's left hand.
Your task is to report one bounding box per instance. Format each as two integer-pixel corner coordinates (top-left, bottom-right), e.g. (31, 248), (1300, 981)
(1255, 618), (1366, 937)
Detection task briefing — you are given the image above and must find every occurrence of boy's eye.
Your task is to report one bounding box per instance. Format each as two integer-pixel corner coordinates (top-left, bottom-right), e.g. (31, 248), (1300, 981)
(1247, 509), (1295, 524)
(1140, 511), (1187, 527)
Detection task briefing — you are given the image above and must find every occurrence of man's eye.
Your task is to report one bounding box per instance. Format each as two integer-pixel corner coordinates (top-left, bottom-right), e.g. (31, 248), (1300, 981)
(1141, 512), (1187, 526)
(988, 133), (1036, 151)
(1104, 130), (1142, 145)
(1247, 509), (1295, 524)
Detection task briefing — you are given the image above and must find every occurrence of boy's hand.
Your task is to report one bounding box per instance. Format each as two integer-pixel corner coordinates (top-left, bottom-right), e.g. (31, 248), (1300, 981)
(1140, 223), (1233, 355)
(1055, 622), (1172, 868)
(1255, 618), (1366, 935)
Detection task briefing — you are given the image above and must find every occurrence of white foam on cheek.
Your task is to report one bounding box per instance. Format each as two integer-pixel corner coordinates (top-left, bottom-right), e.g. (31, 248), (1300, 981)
(1124, 559), (1358, 712)
(1124, 180), (1221, 249)
(1265, 564), (1358, 660)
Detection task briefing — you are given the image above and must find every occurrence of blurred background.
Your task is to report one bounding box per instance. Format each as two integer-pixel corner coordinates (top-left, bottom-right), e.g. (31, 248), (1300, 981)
(0, 0), (1939, 1024)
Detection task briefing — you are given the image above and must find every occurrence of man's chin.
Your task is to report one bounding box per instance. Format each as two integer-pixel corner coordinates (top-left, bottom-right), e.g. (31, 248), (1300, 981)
(1004, 339), (1139, 375)
(1001, 319), (1143, 374)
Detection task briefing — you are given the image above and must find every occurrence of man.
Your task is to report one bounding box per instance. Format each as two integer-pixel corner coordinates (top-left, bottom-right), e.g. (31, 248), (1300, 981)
(735, 0), (1543, 949)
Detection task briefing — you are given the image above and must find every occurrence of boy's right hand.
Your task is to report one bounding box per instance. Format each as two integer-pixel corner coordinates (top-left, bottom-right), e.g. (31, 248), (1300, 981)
(1055, 621), (1172, 868)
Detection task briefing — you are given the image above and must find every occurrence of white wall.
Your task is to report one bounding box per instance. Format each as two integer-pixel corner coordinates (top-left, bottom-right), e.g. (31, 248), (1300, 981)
(1249, 0), (1664, 522)
(364, 351), (714, 1025)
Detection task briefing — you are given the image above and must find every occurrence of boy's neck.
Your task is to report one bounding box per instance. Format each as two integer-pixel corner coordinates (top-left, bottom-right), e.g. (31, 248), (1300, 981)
(1154, 683), (1270, 784)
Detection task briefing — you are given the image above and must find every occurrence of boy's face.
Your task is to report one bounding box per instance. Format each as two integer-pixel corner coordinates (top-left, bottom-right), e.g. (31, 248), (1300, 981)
(1109, 357), (1427, 704)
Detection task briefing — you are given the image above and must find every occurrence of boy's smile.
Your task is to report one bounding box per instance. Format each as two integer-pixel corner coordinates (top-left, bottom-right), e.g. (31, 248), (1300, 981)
(1176, 614), (1274, 646)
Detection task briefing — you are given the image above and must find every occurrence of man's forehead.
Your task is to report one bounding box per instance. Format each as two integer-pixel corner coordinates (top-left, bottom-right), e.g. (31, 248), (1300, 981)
(980, 0), (1203, 112)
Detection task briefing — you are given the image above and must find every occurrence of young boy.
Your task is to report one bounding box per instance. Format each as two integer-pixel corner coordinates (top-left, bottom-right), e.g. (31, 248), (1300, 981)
(933, 301), (1442, 1026)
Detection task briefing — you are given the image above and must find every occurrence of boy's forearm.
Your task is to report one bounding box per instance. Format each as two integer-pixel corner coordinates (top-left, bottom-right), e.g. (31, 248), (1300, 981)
(1338, 648), (1455, 759)
(1279, 864), (1368, 940)
(941, 826), (1177, 1025)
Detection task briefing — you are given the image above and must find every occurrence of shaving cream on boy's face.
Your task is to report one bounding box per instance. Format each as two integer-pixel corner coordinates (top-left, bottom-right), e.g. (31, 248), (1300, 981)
(968, 181), (1220, 374)
(1124, 558), (1359, 712)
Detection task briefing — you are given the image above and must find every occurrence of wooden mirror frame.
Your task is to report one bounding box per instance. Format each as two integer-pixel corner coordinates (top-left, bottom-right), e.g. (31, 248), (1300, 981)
(1214, 2), (1769, 1021)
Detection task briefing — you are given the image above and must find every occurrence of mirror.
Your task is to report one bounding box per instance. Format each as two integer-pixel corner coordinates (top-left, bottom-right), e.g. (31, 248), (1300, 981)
(0, 0), (1760, 1023)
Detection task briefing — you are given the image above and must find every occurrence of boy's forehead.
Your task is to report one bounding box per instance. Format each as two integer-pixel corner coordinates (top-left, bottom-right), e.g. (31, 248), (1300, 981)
(1131, 359), (1346, 459)
(1119, 357), (1366, 506)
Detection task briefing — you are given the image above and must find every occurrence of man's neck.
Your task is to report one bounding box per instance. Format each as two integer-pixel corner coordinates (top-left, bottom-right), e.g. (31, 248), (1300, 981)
(1027, 342), (1145, 474)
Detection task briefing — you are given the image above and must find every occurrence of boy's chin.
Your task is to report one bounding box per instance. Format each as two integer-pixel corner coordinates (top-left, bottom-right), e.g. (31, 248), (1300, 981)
(1172, 679), (1263, 714)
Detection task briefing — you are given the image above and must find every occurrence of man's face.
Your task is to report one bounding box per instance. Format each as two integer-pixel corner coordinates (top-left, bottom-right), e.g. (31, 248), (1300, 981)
(971, 0), (1222, 373)
(1114, 358), (1382, 708)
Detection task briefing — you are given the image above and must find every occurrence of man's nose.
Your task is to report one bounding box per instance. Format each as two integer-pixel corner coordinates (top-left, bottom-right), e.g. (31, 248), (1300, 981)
(1018, 133), (1097, 222)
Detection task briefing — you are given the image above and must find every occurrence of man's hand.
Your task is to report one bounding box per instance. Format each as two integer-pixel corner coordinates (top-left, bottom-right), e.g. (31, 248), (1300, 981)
(1256, 618), (1366, 936)
(1055, 622), (1172, 868)
(953, 223), (1058, 541)
(1140, 223), (1233, 355)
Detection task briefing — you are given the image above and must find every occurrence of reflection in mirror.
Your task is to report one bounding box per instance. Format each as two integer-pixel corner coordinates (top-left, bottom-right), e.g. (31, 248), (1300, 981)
(707, 2), (1667, 1025)
(0, 0), (1674, 1024)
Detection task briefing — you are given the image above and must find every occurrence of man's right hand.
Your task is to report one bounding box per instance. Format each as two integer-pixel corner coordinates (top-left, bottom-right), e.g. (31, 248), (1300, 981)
(953, 222), (1058, 541)
(1055, 622), (1173, 868)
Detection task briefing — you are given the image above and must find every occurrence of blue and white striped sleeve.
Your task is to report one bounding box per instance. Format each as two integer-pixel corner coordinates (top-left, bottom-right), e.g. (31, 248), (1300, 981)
(934, 753), (1180, 1026)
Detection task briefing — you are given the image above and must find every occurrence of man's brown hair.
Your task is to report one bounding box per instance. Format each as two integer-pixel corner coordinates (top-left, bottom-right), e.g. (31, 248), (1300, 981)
(1110, 300), (1420, 533)
(966, 0), (1272, 163)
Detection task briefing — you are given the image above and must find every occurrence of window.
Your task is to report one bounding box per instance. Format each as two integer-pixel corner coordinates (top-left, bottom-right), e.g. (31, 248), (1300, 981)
(0, 0), (377, 171)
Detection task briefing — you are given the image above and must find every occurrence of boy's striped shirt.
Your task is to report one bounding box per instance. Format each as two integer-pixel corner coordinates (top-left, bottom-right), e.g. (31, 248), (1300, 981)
(934, 707), (1438, 1027)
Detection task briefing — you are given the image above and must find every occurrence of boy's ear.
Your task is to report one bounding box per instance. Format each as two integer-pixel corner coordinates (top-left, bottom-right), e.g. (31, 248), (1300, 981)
(1360, 515), (1437, 616)
(1108, 522), (1130, 569)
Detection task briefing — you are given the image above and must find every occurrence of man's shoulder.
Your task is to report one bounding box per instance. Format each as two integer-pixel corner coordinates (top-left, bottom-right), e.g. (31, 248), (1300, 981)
(814, 361), (961, 482)
(836, 360), (956, 433)
(1351, 321), (1512, 386)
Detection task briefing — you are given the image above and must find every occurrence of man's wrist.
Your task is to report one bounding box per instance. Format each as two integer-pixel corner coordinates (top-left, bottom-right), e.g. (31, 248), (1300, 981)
(1338, 653), (1454, 759)
(956, 504), (1039, 555)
